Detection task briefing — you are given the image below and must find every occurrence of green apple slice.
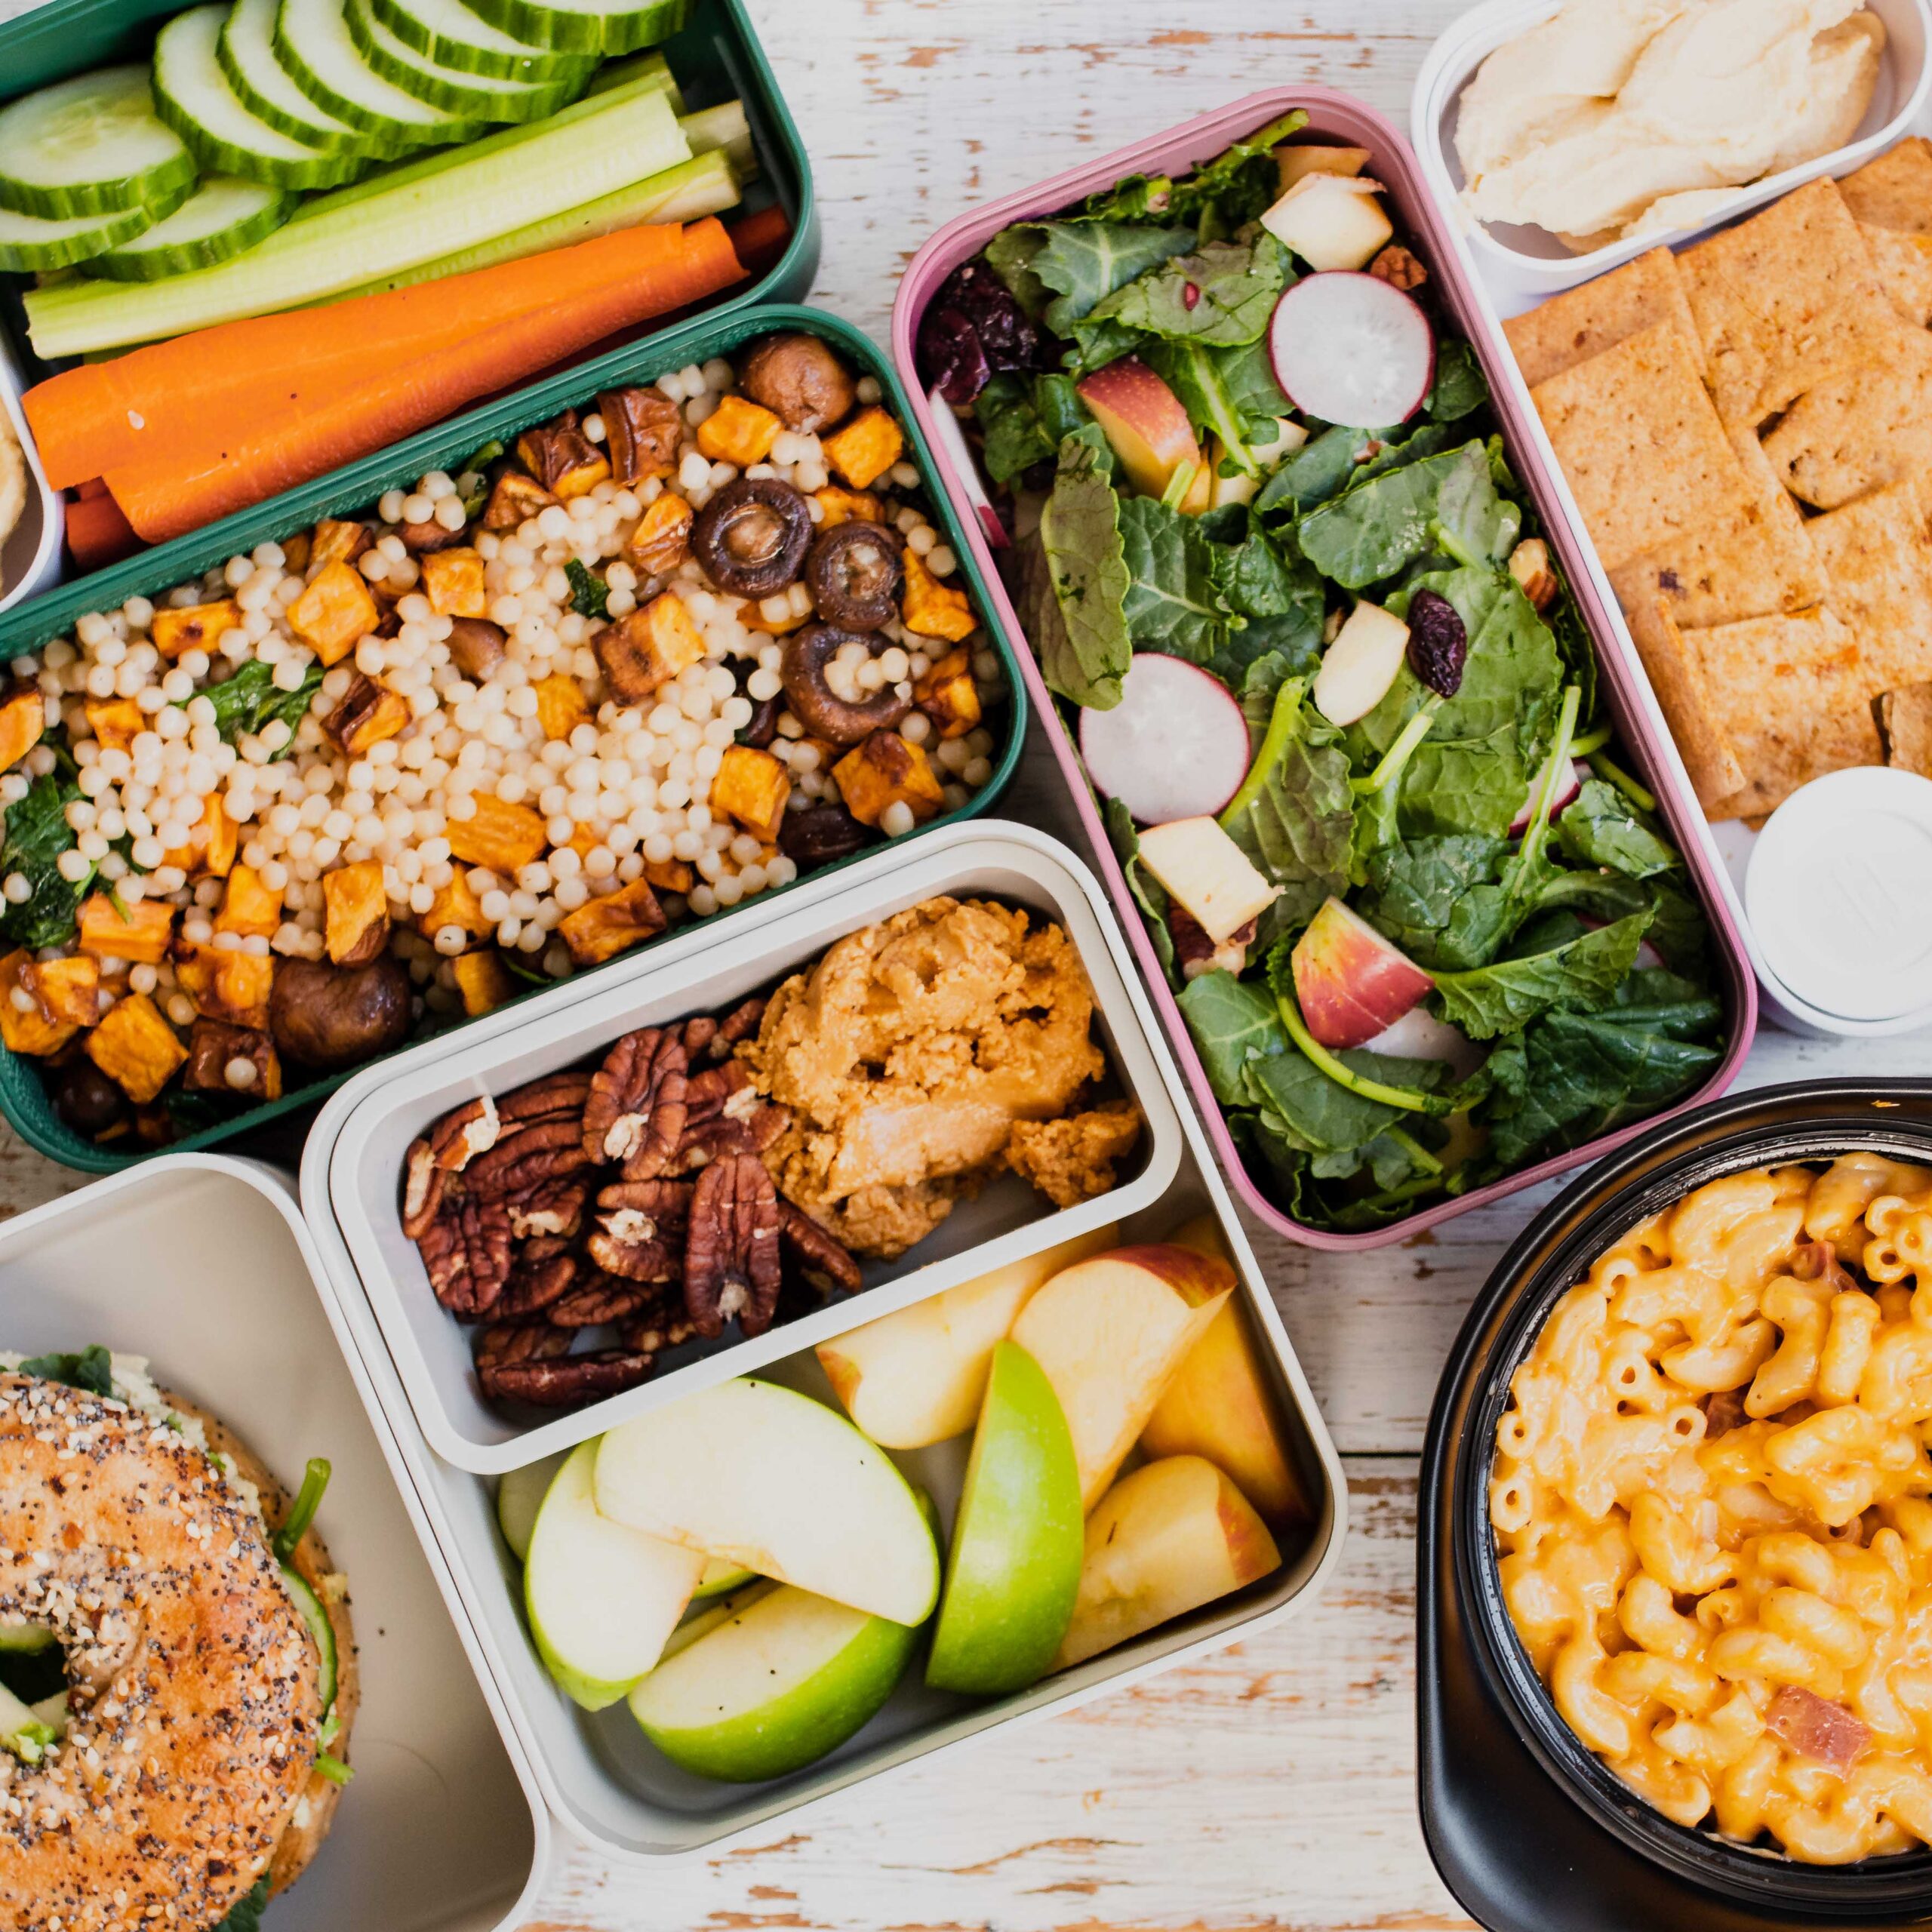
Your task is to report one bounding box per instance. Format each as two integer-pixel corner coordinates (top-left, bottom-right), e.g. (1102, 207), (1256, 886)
(496, 1451), (565, 1563)
(525, 1441), (704, 1710)
(595, 1379), (940, 1627)
(926, 1340), (1083, 1697)
(629, 1583), (919, 1783)
(693, 1556), (757, 1600)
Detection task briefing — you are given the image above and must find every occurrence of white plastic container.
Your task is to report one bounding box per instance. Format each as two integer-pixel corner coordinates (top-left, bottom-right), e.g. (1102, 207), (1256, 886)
(1413, 0), (1932, 302)
(0, 327), (61, 615)
(320, 823), (1184, 1474)
(0, 1155), (551, 1930)
(298, 827), (1346, 1859)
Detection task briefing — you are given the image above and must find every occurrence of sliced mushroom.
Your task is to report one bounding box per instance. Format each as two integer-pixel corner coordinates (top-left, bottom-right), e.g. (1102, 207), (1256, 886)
(804, 521), (902, 629)
(691, 477), (812, 598)
(780, 623), (912, 746)
(739, 333), (857, 434)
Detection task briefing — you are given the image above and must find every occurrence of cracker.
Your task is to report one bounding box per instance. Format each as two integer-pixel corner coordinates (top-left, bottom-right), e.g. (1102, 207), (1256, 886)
(1760, 325), (1932, 509)
(1862, 223), (1932, 328)
(1805, 482), (1932, 691)
(1678, 177), (1898, 427)
(1609, 425), (1826, 629)
(1879, 683), (1932, 775)
(1531, 321), (1752, 571)
(1503, 247), (1702, 389)
(1620, 595), (1747, 811)
(1839, 137), (1932, 235)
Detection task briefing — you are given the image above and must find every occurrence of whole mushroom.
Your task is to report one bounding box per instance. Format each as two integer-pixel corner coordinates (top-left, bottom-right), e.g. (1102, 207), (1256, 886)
(691, 477), (813, 599)
(738, 334), (857, 434)
(804, 521), (902, 631)
(780, 623), (912, 746)
(270, 954), (411, 1073)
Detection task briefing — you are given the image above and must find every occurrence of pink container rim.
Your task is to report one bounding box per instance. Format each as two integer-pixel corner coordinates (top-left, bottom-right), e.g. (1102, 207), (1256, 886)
(889, 86), (1759, 1251)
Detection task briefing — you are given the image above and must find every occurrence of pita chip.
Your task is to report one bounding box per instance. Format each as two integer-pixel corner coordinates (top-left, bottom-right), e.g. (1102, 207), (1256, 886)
(1805, 481), (1932, 691)
(1503, 246), (1702, 388)
(1838, 136), (1932, 234)
(1761, 324), (1932, 509)
(1879, 684), (1932, 775)
(1620, 595), (1748, 810)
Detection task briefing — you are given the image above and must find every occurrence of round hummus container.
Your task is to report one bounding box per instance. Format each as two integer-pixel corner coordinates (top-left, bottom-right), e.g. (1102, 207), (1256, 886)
(1421, 1078), (1932, 1929)
(0, 330), (61, 618)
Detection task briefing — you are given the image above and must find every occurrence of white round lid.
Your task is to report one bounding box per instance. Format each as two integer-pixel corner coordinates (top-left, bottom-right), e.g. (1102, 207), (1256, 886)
(1745, 768), (1932, 1023)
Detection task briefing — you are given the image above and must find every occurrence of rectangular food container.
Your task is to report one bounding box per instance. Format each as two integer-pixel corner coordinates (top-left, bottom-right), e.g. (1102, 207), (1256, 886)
(890, 90), (1758, 1253)
(0, 1152), (552, 1928)
(0, 302), (1027, 1174)
(314, 820), (1183, 1473)
(297, 820), (1346, 1857)
(0, 328), (61, 617)
(1412, 0), (1932, 303)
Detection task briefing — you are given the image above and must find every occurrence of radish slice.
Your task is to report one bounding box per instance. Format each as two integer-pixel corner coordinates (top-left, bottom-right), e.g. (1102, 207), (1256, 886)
(1509, 758), (1583, 834)
(1362, 1006), (1484, 1079)
(925, 385), (1008, 549)
(1078, 653), (1250, 824)
(1268, 272), (1435, 429)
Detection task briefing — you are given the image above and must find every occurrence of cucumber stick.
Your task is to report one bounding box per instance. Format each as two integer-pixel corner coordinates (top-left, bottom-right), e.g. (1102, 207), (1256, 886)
(0, 68), (198, 222)
(82, 174), (295, 279)
(330, 144), (736, 299)
(460, 0), (688, 56)
(368, 0), (594, 85)
(279, 1567), (338, 1712)
(220, 0), (389, 158)
(155, 5), (368, 189)
(23, 82), (690, 355)
(274, 0), (488, 147)
(0, 177), (193, 272)
(344, 0), (586, 122)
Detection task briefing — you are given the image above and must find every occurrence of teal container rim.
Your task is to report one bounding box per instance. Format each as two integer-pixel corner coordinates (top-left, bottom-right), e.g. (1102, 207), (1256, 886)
(0, 300), (1029, 1171)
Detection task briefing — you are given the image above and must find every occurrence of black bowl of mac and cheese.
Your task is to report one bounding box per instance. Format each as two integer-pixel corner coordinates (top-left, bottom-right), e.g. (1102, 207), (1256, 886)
(1420, 1080), (1932, 1924)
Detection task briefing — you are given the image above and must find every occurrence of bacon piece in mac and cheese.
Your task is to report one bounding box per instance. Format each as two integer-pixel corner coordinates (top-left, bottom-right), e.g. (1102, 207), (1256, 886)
(1491, 1155), (1932, 1863)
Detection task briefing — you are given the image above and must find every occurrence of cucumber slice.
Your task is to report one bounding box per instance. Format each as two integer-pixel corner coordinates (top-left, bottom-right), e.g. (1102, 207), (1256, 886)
(0, 68), (198, 223)
(0, 175), (193, 272)
(0, 1625), (54, 1655)
(280, 1565), (338, 1713)
(274, 0), (491, 148)
(345, 0), (584, 122)
(156, 5), (367, 190)
(220, 0), (388, 156)
(81, 174), (294, 280)
(460, 0), (688, 57)
(368, 0), (593, 84)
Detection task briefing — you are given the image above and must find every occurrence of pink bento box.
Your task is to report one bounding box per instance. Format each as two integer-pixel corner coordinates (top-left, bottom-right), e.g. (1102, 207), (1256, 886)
(890, 88), (1758, 1251)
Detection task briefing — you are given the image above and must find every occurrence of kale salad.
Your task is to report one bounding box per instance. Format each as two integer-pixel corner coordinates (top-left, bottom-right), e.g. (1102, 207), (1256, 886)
(916, 112), (1728, 1232)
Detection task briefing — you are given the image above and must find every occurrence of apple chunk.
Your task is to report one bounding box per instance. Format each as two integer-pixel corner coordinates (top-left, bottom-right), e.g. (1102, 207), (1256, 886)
(1076, 358), (1208, 508)
(1278, 144), (1371, 189)
(595, 1378), (940, 1626)
(1054, 1456), (1282, 1669)
(1291, 894), (1433, 1050)
(1136, 816), (1279, 946)
(1011, 1244), (1234, 1510)
(1261, 174), (1394, 272)
(817, 1223), (1117, 1449)
(1312, 598), (1409, 728)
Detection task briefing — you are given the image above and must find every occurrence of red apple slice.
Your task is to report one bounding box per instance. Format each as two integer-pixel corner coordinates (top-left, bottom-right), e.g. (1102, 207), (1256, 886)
(1078, 653), (1251, 824)
(1076, 357), (1206, 504)
(1291, 895), (1434, 1049)
(926, 385), (1008, 549)
(1267, 272), (1434, 429)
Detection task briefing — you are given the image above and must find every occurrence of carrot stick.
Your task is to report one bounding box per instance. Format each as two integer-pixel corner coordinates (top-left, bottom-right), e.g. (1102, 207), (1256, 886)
(75, 476), (109, 500)
(65, 490), (142, 572)
(105, 218), (743, 544)
(27, 219), (743, 492)
(726, 202), (793, 281)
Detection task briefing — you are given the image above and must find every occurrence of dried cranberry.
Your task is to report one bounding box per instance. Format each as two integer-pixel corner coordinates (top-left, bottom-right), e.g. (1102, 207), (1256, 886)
(1407, 589), (1467, 698)
(1183, 281), (1201, 310)
(916, 260), (1040, 405)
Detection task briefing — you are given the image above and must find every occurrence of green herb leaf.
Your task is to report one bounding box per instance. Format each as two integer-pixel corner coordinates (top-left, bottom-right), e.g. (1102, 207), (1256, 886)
(565, 558), (609, 620)
(0, 772), (92, 949)
(1017, 436), (1132, 709)
(211, 1878), (272, 1932)
(1431, 909), (1653, 1040)
(196, 660), (325, 753)
(17, 1345), (115, 1398)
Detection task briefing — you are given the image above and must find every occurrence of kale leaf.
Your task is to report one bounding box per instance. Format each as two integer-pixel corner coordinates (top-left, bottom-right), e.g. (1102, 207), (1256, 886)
(1220, 678), (1355, 932)
(1085, 235), (1289, 349)
(1557, 778), (1678, 878)
(1297, 441), (1491, 589)
(1176, 969), (1287, 1106)
(198, 660), (325, 752)
(1426, 340), (1489, 422)
(1168, 109), (1308, 239)
(0, 773), (93, 950)
(1104, 798), (1179, 986)
(1117, 495), (1229, 661)
(1017, 436), (1131, 709)
(1431, 909), (1653, 1039)
(1024, 221), (1201, 334)
(1356, 832), (1512, 971)
(1147, 338), (1292, 478)
(565, 559), (609, 620)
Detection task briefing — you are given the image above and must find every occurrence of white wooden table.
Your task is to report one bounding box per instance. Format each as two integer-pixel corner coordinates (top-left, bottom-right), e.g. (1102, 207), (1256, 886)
(1, 0), (1923, 1923)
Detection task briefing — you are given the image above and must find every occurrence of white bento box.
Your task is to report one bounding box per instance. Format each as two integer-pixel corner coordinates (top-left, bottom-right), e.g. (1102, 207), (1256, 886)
(296, 821), (1347, 1858)
(0, 1155), (551, 1929)
(0, 326), (61, 616)
(1413, 0), (1932, 302)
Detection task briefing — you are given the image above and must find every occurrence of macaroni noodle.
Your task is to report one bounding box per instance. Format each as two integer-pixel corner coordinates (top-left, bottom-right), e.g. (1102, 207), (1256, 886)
(1491, 1157), (1932, 1863)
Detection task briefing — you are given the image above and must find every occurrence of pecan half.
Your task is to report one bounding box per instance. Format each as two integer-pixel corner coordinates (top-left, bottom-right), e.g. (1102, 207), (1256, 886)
(401, 1142), (448, 1241)
(583, 1027), (688, 1177)
(401, 1096), (503, 1236)
(507, 1176), (588, 1240)
(618, 1307), (697, 1355)
(684, 1154), (783, 1339)
(492, 1247), (580, 1321)
(680, 1014), (718, 1061)
(549, 1270), (666, 1329)
(417, 1195), (514, 1318)
(481, 1349), (657, 1407)
(474, 1320), (573, 1372)
(466, 1116), (592, 1201)
(670, 1101), (789, 1174)
(684, 1059), (754, 1124)
(717, 998), (767, 1048)
(780, 1200), (863, 1296)
(499, 1071), (594, 1126)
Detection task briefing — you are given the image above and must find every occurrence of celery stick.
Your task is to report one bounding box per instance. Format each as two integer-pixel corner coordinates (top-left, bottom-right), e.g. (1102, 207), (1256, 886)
(676, 99), (753, 182)
(325, 146), (737, 300)
(24, 80), (687, 355)
(589, 47), (685, 111)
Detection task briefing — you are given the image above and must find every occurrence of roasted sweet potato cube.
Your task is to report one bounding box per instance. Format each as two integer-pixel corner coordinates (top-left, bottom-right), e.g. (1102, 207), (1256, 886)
(643, 855), (694, 894)
(82, 697), (143, 754)
(709, 743), (791, 842)
(416, 868), (493, 943)
(216, 865), (282, 941)
(323, 860), (391, 967)
(915, 647), (983, 738)
(308, 520), (369, 572)
(152, 598), (242, 663)
(833, 731), (946, 828)
(532, 673), (591, 741)
(182, 1019), (281, 1102)
(420, 546), (488, 620)
(735, 595), (810, 636)
(175, 943), (274, 1030)
(481, 471), (558, 531)
(598, 386), (683, 485)
(558, 878), (666, 966)
(821, 406), (904, 490)
(625, 494), (692, 577)
(447, 794), (548, 873)
(814, 485), (883, 529)
(0, 950), (76, 1058)
(280, 530), (312, 574)
(195, 795), (238, 880)
(0, 691), (43, 772)
(901, 549), (976, 643)
(595, 592), (706, 706)
(85, 993), (186, 1103)
(288, 561), (380, 667)
(452, 949), (521, 1017)
(77, 893), (174, 965)
(697, 394), (783, 468)
(32, 955), (101, 1029)
(518, 417), (609, 501)
(322, 675), (411, 755)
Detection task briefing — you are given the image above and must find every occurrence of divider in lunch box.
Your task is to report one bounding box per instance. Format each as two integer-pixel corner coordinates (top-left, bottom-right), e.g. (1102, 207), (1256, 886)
(324, 823), (1182, 1474)
(889, 87), (1759, 1253)
(298, 915), (1346, 1860)
(0, 303), (1029, 1174)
